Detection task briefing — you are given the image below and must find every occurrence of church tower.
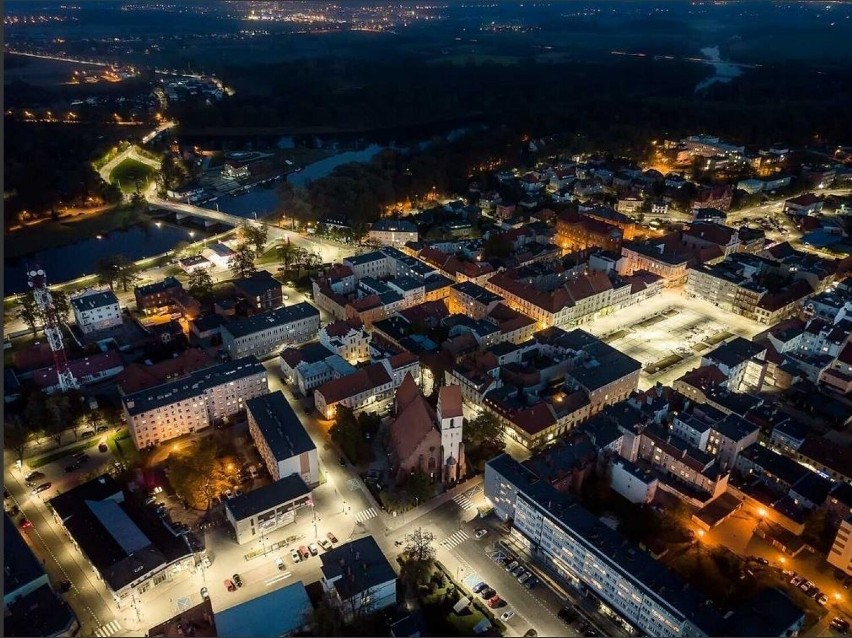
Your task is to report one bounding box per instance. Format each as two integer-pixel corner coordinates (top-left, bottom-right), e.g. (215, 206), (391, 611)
(437, 385), (465, 484)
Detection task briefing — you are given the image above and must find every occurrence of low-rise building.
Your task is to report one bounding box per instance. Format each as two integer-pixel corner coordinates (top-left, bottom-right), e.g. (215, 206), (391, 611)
(314, 362), (394, 420)
(214, 582), (313, 638)
(134, 277), (183, 314)
(246, 391), (319, 485)
(4, 515), (79, 638)
(783, 193), (823, 217)
(202, 242), (236, 269)
(123, 356), (268, 449)
(178, 254), (213, 274)
(221, 302), (321, 360)
(234, 271), (284, 312)
(71, 289), (122, 334)
(49, 474), (195, 607)
(280, 342), (356, 395)
(225, 474), (312, 545)
(319, 319), (371, 364)
(320, 536), (397, 619)
(368, 219), (419, 247)
(448, 281), (504, 320)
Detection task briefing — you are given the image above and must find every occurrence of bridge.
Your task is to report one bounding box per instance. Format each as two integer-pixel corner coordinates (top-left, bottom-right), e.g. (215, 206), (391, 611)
(148, 196), (251, 228)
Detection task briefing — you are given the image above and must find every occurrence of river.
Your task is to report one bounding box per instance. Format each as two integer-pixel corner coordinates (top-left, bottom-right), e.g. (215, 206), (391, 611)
(5, 125), (480, 294)
(694, 45), (744, 93)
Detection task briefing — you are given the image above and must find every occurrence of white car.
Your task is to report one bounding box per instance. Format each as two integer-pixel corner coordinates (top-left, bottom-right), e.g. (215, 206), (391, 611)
(290, 549), (301, 563)
(475, 529), (488, 539)
(275, 557), (286, 571)
(500, 610), (515, 622)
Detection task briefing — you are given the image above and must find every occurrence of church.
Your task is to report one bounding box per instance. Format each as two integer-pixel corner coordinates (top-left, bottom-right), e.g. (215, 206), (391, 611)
(387, 374), (466, 485)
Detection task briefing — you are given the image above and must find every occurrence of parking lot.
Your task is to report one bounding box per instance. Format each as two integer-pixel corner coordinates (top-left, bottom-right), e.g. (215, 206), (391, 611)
(588, 290), (765, 389)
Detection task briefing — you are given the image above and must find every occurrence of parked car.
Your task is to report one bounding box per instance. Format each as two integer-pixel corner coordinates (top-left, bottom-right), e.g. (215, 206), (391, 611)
(33, 482), (52, 494)
(488, 595), (503, 609)
(319, 539), (332, 551)
(472, 582), (488, 594)
(817, 593), (828, 606)
(8, 505), (19, 517)
(505, 560), (518, 572)
(224, 579), (236, 592)
(755, 557), (769, 566)
(501, 610), (515, 622)
(790, 575), (804, 586)
(64, 465), (77, 473)
(511, 564), (525, 577)
(200, 587), (209, 601)
(25, 471), (45, 482)
(96, 425), (109, 433)
(275, 557), (286, 571)
(475, 528), (488, 539)
(232, 573), (242, 588)
(298, 546), (310, 560)
(800, 580), (815, 592)
(80, 430), (95, 439)
(524, 576), (539, 590)
(326, 532), (338, 544)
(519, 572), (533, 585)
(831, 617), (850, 635)
(308, 543), (319, 556)
(558, 608), (578, 625)
(290, 549), (301, 563)
(480, 587), (496, 600)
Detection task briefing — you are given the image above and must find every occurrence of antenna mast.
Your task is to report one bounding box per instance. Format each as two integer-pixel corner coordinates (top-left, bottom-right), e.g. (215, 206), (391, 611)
(27, 266), (78, 392)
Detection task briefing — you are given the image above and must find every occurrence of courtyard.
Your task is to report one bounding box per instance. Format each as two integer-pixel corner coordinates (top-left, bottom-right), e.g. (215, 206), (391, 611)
(586, 290), (766, 389)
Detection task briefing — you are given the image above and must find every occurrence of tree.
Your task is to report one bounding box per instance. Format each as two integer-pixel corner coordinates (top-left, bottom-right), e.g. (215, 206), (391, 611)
(329, 407), (363, 463)
(5, 417), (33, 463)
(187, 267), (214, 300)
(228, 242), (257, 279)
(464, 411), (503, 449)
(401, 471), (433, 505)
(404, 526), (436, 564)
(17, 292), (41, 336)
(309, 597), (346, 636)
(42, 393), (71, 446)
(94, 256), (120, 291)
(240, 220), (269, 256)
(114, 255), (141, 292)
(51, 290), (71, 323)
(166, 437), (236, 510)
(276, 240), (299, 273)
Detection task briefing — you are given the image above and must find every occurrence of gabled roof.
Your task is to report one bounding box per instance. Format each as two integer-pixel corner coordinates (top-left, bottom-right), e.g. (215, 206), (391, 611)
(316, 363), (392, 405)
(389, 385), (438, 463)
(395, 373), (421, 414)
(71, 289), (119, 312)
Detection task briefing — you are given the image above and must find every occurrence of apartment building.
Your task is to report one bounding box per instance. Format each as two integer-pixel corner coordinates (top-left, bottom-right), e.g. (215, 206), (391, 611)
(320, 537), (398, 619)
(448, 281), (504, 320)
(246, 391), (319, 485)
(134, 277), (183, 314)
(484, 454), (803, 638)
(319, 319), (371, 364)
(233, 271), (284, 312)
(368, 219), (419, 247)
(828, 517), (852, 576)
(555, 211), (624, 254)
(280, 342), (357, 396)
(221, 302), (321, 360)
(71, 289), (122, 334)
(122, 356), (268, 449)
(343, 251), (391, 280)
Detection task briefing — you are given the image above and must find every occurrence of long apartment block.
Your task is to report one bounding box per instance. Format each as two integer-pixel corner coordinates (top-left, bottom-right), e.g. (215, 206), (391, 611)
(122, 356), (268, 449)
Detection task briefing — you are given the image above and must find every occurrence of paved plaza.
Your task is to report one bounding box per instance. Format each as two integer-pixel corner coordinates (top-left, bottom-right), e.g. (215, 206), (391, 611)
(586, 290), (765, 389)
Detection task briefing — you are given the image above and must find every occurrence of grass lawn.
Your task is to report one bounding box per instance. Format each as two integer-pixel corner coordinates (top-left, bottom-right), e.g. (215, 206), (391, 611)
(256, 244), (282, 267)
(109, 432), (143, 467)
(111, 158), (156, 193)
(29, 439), (100, 468)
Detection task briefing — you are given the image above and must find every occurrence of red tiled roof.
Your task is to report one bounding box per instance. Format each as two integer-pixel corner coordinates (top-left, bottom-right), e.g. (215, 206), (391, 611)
(348, 294), (382, 312)
(395, 373), (421, 413)
(512, 403), (556, 435)
(438, 385), (463, 419)
(316, 363), (392, 405)
(683, 222), (737, 246)
(12, 342), (55, 372)
(117, 348), (214, 394)
(786, 193), (822, 207)
(389, 351), (419, 369)
(324, 319), (358, 338)
(677, 365), (728, 391)
(34, 350), (124, 389)
(389, 387), (438, 465)
(326, 264), (354, 280)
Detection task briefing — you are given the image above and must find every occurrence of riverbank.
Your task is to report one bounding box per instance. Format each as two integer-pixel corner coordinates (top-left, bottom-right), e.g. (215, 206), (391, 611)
(4, 203), (146, 260)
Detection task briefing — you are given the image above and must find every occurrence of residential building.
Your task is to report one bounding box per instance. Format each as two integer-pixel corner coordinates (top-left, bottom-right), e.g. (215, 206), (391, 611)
(134, 277), (183, 314)
(448, 281), (505, 319)
(71, 289), (122, 334)
(827, 516), (852, 576)
(484, 454), (803, 638)
(202, 242), (236, 269)
(247, 391), (319, 485)
(368, 219), (419, 247)
(221, 302), (321, 360)
(4, 515), (79, 638)
(319, 319), (371, 364)
(49, 474), (195, 607)
(122, 356), (268, 449)
(280, 342), (357, 396)
(234, 271), (284, 312)
(555, 211), (624, 253)
(320, 536), (397, 619)
(783, 193), (823, 217)
(314, 361), (394, 420)
(116, 348), (215, 395)
(610, 458), (659, 504)
(225, 474), (312, 545)
(178, 254), (212, 273)
(32, 350), (125, 394)
(343, 251), (391, 280)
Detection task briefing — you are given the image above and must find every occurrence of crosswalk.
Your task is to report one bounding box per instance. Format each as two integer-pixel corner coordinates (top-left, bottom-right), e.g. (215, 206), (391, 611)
(453, 494), (475, 511)
(94, 620), (122, 637)
(354, 507), (378, 523)
(440, 529), (469, 550)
